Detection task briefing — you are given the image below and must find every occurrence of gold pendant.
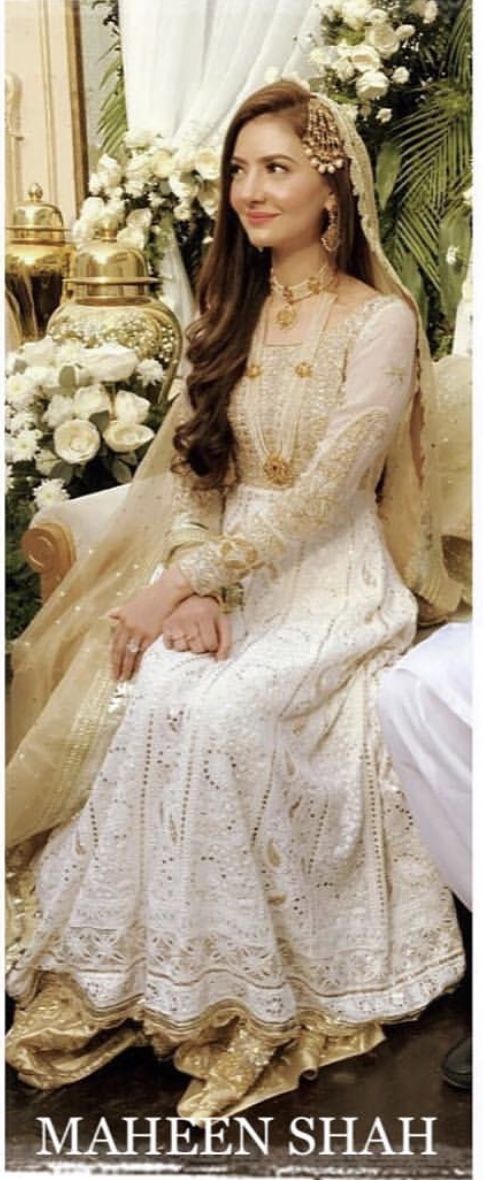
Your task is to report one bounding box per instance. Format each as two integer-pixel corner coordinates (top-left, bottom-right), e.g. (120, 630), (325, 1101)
(263, 453), (294, 486)
(276, 304), (297, 329)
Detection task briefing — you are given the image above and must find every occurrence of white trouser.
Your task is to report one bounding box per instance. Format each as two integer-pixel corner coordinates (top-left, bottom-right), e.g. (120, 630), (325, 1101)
(378, 623), (472, 909)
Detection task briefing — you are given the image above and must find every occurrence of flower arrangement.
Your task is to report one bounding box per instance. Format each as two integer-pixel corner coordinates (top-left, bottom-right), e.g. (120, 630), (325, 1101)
(73, 132), (221, 289)
(5, 335), (171, 639)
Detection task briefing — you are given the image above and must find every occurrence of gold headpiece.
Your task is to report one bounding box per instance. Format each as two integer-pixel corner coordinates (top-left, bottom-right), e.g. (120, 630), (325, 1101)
(302, 96), (346, 175)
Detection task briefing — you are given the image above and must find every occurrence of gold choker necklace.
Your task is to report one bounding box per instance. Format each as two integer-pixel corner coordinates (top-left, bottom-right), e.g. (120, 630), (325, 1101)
(270, 259), (334, 329)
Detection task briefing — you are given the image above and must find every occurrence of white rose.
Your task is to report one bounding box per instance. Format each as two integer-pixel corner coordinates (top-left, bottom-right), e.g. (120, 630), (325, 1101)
(11, 428), (42, 463)
(125, 153), (152, 183)
(152, 148), (174, 179)
(72, 218), (97, 248)
(195, 147), (220, 181)
(97, 153), (123, 188)
(125, 179), (146, 199)
(6, 373), (36, 408)
(136, 357), (164, 387)
(367, 21), (401, 57)
(198, 180), (220, 217)
(393, 66), (410, 84)
(123, 128), (156, 150)
(81, 196), (107, 222)
(35, 447), (58, 476)
(45, 394), (76, 429)
(56, 341), (88, 366)
(423, 1), (438, 22)
(340, 0), (371, 30)
(148, 194), (163, 209)
(54, 419), (101, 464)
(396, 24), (416, 39)
(351, 43), (381, 72)
(21, 336), (57, 366)
(33, 478), (70, 510)
(82, 343), (139, 383)
(73, 384), (112, 419)
(114, 390), (150, 423)
(104, 196), (125, 224)
(6, 351), (18, 375)
(376, 106), (392, 122)
(368, 8), (388, 24)
(103, 421), (154, 453)
(355, 69), (389, 99)
(126, 208), (153, 230)
(334, 57), (356, 82)
(116, 225), (146, 251)
(24, 364), (55, 390)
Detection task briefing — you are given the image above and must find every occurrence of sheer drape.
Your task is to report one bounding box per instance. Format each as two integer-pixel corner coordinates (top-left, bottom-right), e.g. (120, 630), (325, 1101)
(118, 0), (319, 326)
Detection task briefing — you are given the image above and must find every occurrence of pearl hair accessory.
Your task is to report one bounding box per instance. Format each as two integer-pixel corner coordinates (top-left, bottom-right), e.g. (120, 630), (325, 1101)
(302, 97), (346, 176)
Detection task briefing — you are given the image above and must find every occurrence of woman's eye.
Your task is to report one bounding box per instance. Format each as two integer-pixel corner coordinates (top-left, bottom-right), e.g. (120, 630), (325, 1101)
(229, 164), (242, 177)
(268, 162), (287, 173)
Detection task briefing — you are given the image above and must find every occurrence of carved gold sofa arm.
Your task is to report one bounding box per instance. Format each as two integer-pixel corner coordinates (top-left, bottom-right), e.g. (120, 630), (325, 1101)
(21, 521), (77, 603)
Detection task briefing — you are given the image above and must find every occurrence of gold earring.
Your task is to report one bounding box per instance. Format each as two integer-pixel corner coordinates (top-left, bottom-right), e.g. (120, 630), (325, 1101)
(321, 205), (340, 254)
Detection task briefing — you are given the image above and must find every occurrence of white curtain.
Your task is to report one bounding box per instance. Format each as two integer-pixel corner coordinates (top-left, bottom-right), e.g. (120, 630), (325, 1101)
(118, 0), (319, 329)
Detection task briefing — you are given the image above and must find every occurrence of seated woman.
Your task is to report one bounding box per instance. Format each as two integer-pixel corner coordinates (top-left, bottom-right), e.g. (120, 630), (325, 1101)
(5, 81), (464, 1122)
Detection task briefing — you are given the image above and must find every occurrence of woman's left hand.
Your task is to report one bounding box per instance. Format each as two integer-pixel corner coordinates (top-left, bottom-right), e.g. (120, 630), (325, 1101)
(108, 566), (192, 681)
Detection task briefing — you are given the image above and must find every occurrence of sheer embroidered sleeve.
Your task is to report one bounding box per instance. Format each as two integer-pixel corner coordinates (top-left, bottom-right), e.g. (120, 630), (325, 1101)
(177, 299), (417, 595)
(161, 390), (224, 566)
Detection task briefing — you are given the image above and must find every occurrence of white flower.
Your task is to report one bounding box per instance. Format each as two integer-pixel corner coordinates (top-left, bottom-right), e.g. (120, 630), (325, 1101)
(45, 394), (76, 429)
(124, 128), (156, 150)
(56, 341), (88, 365)
(88, 172), (103, 195)
(73, 384), (112, 419)
(334, 57), (356, 82)
(114, 390), (151, 423)
(104, 196), (125, 224)
(25, 364), (57, 390)
(82, 343), (139, 383)
(21, 336), (57, 366)
(446, 246), (460, 267)
(54, 419), (101, 464)
(368, 8), (389, 24)
(355, 68), (389, 100)
(393, 66), (410, 84)
(198, 179), (220, 217)
(125, 152), (153, 184)
(351, 43), (381, 72)
(10, 409), (37, 434)
(340, 0), (371, 29)
(97, 153), (123, 189)
(126, 208), (153, 231)
(136, 357), (164, 386)
(152, 148), (174, 179)
(264, 67), (281, 84)
(72, 218), (97, 248)
(33, 478), (70, 510)
(367, 21), (401, 57)
(6, 373), (36, 408)
(81, 196), (106, 223)
(423, 1), (438, 22)
(309, 47), (328, 71)
(6, 351), (19, 375)
(376, 106), (392, 122)
(170, 172), (197, 202)
(173, 202), (192, 222)
(11, 428), (42, 463)
(195, 146), (220, 181)
(148, 194), (163, 209)
(103, 421), (154, 453)
(35, 447), (58, 476)
(396, 24), (416, 40)
(125, 178), (146, 199)
(116, 225), (146, 251)
(5, 464), (14, 492)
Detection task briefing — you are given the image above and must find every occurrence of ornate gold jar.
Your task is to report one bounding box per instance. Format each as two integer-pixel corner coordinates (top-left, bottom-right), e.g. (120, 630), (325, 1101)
(47, 228), (183, 398)
(6, 183), (73, 341)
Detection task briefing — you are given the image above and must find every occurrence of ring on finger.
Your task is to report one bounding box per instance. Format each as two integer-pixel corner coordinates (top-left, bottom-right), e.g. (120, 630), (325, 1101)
(126, 639), (142, 654)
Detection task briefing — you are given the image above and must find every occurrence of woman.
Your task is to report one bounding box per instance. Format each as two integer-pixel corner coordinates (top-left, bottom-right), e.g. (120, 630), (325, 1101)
(6, 82), (464, 1121)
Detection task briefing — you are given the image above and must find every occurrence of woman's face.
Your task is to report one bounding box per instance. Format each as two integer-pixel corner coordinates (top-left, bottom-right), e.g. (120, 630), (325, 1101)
(229, 114), (332, 254)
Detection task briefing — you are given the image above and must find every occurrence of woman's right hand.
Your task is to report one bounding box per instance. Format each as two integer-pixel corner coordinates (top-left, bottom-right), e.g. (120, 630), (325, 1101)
(162, 595), (232, 660)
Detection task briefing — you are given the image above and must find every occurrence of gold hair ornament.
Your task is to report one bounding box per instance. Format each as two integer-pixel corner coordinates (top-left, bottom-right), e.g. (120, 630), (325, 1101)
(302, 97), (346, 175)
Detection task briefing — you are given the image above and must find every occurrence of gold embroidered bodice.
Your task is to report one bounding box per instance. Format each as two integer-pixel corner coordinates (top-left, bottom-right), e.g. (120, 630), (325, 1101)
(167, 295), (417, 596)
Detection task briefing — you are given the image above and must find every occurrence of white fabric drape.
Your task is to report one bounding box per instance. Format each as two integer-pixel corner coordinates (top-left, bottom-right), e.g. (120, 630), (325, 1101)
(118, 0), (320, 327)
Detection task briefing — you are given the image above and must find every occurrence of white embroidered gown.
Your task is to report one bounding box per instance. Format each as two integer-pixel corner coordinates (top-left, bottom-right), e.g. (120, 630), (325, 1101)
(7, 296), (464, 1100)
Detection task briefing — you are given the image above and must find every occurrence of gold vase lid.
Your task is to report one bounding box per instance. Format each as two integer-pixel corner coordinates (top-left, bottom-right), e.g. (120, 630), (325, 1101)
(67, 225), (157, 303)
(8, 183), (68, 244)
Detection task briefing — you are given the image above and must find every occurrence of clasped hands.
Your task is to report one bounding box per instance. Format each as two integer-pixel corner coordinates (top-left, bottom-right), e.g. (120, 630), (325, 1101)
(108, 565), (232, 681)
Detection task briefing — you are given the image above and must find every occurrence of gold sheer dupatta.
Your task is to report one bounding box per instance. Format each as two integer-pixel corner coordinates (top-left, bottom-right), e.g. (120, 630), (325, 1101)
(6, 99), (462, 959)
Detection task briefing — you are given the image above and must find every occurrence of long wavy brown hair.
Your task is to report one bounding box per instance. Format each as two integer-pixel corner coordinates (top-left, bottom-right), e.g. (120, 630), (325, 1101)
(173, 80), (375, 489)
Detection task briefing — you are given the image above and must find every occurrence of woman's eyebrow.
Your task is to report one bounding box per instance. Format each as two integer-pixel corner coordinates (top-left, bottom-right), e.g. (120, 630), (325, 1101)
(231, 153), (297, 164)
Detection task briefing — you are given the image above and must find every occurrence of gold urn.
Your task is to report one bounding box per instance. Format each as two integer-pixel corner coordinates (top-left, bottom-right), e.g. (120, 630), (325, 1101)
(47, 228), (183, 399)
(6, 183), (73, 341)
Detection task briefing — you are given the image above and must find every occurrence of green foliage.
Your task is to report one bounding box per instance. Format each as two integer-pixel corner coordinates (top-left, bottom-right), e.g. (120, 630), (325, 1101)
(91, 0), (127, 156)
